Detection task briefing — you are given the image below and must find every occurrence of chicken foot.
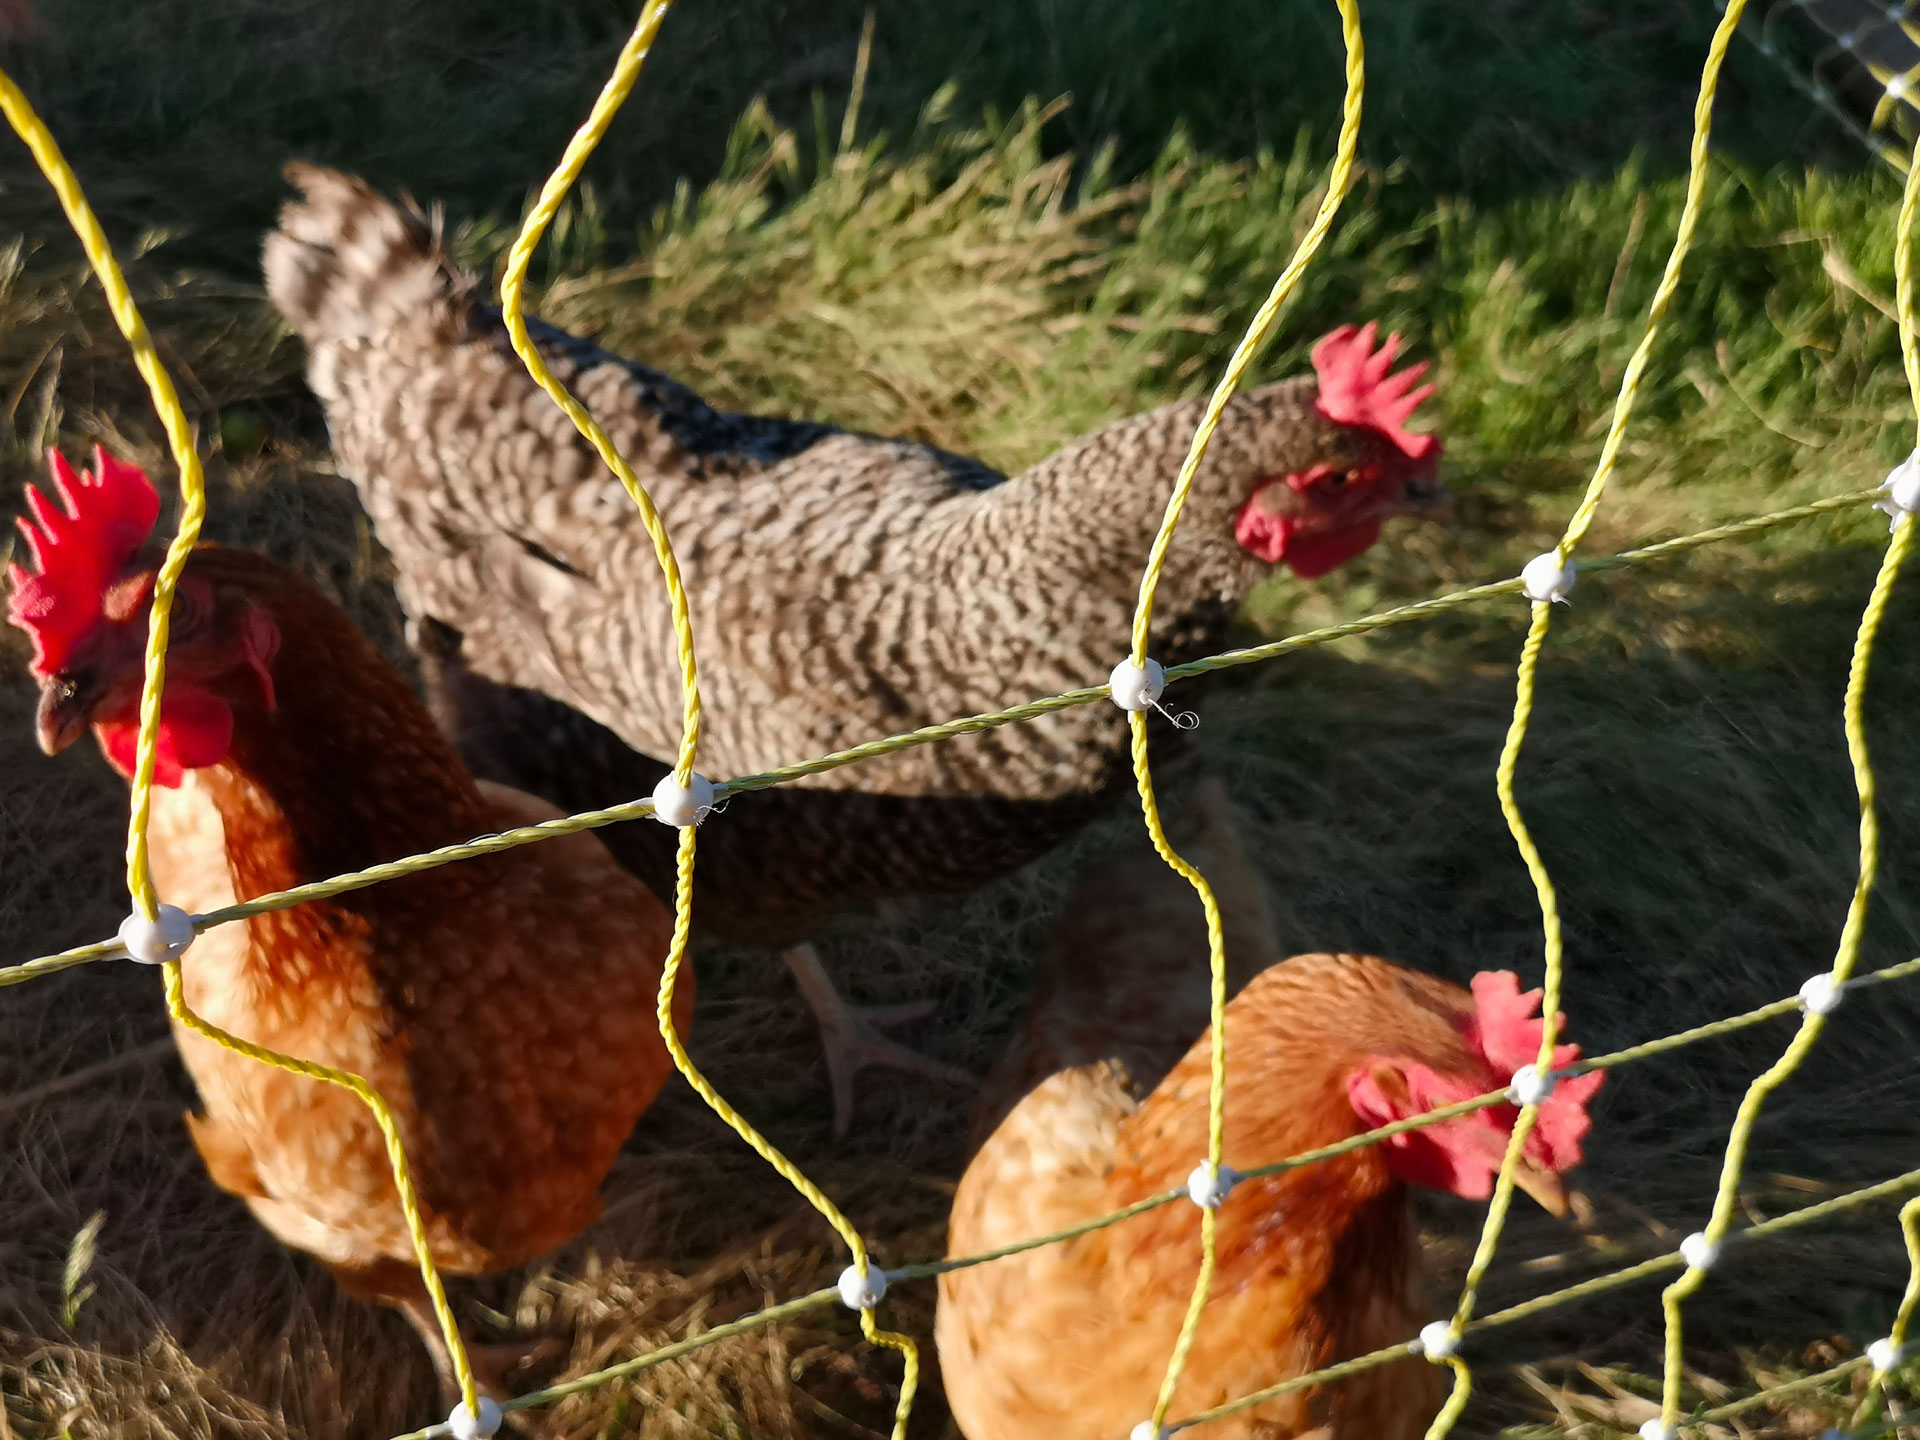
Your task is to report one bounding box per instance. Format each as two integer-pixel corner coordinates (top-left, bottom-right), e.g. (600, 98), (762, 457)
(781, 942), (976, 1138)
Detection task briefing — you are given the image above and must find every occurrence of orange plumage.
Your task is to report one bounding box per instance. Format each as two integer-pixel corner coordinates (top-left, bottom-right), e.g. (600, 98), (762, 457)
(937, 782), (1600, 1440)
(9, 453), (689, 1405)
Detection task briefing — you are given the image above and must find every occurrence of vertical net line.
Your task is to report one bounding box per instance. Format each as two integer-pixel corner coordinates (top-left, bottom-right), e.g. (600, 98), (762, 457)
(0, 70), (203, 924)
(493, 5), (915, 1433)
(1422, 3), (1753, 1435)
(1687, 119), (1920, 1440)
(1129, 0), (1364, 1426)
(0, 66), (484, 1416)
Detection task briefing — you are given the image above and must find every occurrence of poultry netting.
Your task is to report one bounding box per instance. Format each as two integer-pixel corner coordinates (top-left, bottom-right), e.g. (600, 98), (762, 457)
(3, 0), (1920, 1437)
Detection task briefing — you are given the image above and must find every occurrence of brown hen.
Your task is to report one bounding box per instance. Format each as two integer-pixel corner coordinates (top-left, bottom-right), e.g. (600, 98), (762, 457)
(8, 449), (690, 1412)
(937, 784), (1601, 1440)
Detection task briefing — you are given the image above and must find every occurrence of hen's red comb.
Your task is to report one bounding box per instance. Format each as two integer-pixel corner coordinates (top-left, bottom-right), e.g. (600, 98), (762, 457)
(1311, 322), (1441, 463)
(1467, 970), (1604, 1169)
(7, 448), (160, 678)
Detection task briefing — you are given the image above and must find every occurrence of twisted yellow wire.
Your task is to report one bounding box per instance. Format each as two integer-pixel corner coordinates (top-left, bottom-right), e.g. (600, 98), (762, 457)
(1685, 120), (1920, 1440)
(0, 69), (203, 924)
(1422, 5), (1752, 1435)
(493, 5), (915, 1432)
(0, 64), (481, 1418)
(1126, 0), (1364, 1424)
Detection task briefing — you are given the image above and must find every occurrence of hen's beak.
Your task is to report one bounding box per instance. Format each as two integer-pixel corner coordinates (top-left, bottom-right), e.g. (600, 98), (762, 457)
(35, 673), (96, 756)
(1400, 469), (1452, 521)
(1510, 1159), (1570, 1219)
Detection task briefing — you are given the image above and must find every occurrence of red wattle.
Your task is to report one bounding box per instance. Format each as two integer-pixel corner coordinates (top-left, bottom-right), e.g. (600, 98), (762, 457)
(95, 684), (235, 787)
(1233, 500), (1294, 564)
(1282, 518), (1383, 579)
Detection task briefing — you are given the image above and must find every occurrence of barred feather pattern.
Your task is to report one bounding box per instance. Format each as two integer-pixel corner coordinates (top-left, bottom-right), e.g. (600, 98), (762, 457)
(264, 166), (1384, 944)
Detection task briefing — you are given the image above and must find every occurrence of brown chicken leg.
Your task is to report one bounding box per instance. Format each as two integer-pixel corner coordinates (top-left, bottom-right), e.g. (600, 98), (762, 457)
(338, 1259), (560, 1413)
(781, 942), (976, 1137)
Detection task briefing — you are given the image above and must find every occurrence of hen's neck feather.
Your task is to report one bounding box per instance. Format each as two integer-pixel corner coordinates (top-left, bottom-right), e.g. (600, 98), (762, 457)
(185, 550), (494, 895)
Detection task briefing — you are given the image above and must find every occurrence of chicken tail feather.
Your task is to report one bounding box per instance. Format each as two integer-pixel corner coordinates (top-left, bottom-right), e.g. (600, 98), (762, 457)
(264, 162), (468, 346)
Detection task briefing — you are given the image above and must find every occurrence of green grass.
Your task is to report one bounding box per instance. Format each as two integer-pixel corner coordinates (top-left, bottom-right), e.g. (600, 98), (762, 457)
(5, 1), (1920, 1437)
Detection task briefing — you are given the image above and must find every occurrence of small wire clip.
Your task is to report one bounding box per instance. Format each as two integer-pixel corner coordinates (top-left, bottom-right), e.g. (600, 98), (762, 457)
(650, 771), (720, 827)
(1508, 1064), (1556, 1106)
(1414, 1321), (1460, 1360)
(118, 904), (195, 964)
(1520, 552), (1577, 604)
(1108, 657), (1198, 729)
(837, 1262), (889, 1311)
(1799, 972), (1846, 1016)
(1186, 1161), (1240, 1210)
(1679, 1232), (1720, 1271)
(1869, 1336), (1906, 1376)
(1876, 451), (1920, 531)
(448, 1396), (502, 1440)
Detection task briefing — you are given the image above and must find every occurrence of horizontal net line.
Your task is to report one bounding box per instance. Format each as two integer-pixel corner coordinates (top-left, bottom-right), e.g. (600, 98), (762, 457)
(0, 484), (1885, 992)
(1171, 1160), (1920, 1433)
(389, 1146), (1920, 1440)
(895, 950), (1920, 1286)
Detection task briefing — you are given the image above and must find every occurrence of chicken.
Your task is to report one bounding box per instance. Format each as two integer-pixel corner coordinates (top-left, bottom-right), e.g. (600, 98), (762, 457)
(261, 165), (1449, 1132)
(937, 785), (1602, 1440)
(7, 448), (692, 1407)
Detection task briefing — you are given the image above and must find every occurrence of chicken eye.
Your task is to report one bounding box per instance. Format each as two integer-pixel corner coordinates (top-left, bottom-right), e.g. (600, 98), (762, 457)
(1322, 468), (1361, 491)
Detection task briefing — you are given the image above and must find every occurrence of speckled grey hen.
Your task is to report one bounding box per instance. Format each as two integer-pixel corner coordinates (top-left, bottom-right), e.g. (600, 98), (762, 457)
(263, 164), (1449, 1132)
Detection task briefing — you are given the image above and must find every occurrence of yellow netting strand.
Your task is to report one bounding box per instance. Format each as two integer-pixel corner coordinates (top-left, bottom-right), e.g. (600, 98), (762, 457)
(0, 68), (203, 925)
(496, 0), (700, 784)
(1126, 0), (1363, 665)
(1552, 0), (1752, 564)
(1848, 119), (1920, 1440)
(1126, 0), (1363, 1423)
(159, 963), (478, 1411)
(1661, 121), (1920, 1439)
(1418, 5), (1752, 1435)
(0, 61), (481, 1418)
(494, 5), (913, 1432)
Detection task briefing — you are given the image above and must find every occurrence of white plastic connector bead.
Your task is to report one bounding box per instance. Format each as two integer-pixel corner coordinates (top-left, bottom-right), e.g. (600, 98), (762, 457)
(1520, 552), (1577, 604)
(1508, 1064), (1556, 1106)
(1877, 451), (1920, 530)
(118, 904), (195, 965)
(448, 1396), (502, 1440)
(650, 772), (718, 827)
(1638, 1421), (1675, 1440)
(1415, 1321), (1460, 1360)
(1186, 1162), (1240, 1210)
(837, 1262), (889, 1311)
(1892, 74), (1913, 102)
(1129, 1425), (1168, 1440)
(1869, 1336), (1905, 1375)
(1108, 658), (1167, 712)
(1799, 972), (1846, 1016)
(1679, 1231), (1720, 1271)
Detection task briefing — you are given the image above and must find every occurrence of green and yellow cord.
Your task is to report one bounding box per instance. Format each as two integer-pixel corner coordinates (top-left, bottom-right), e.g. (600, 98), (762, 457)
(0, 62), (484, 1421)
(1122, 0), (1365, 1426)
(494, 3), (915, 1433)
(1422, 2), (1754, 1435)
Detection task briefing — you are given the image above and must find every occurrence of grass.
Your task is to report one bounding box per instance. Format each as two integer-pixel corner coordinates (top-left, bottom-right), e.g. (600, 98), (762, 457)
(4, 0), (1920, 1437)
